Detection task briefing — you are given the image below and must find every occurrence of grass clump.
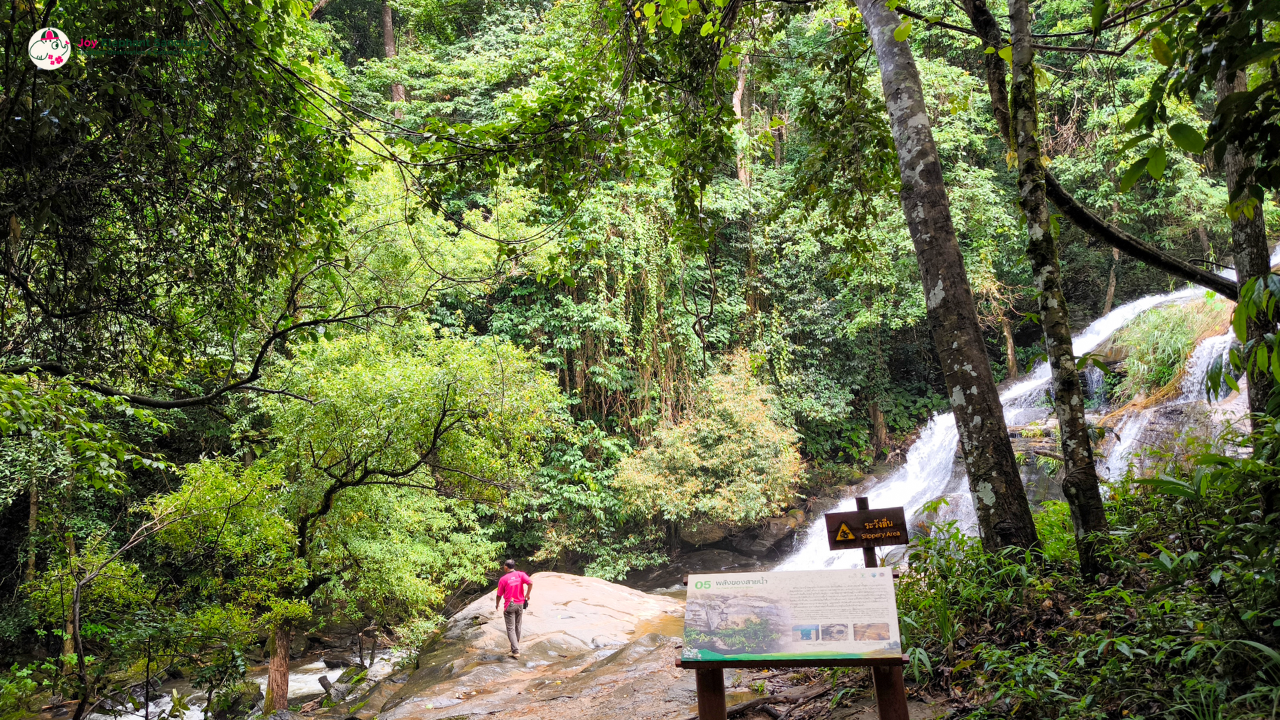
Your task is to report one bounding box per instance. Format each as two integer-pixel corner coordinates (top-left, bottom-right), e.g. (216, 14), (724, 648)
(1110, 297), (1231, 404)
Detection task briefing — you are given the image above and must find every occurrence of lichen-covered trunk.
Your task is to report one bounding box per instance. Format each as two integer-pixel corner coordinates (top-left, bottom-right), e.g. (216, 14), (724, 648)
(854, 0), (1039, 552)
(1009, 0), (1107, 577)
(1216, 68), (1274, 431)
(25, 485), (37, 583)
(1002, 314), (1018, 381)
(382, 2), (405, 117)
(733, 55), (750, 187)
(1103, 247), (1120, 315)
(870, 401), (888, 454)
(265, 623), (291, 713)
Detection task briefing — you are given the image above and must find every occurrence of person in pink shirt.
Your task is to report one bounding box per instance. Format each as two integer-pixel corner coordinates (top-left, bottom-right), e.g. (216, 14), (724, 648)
(495, 559), (533, 658)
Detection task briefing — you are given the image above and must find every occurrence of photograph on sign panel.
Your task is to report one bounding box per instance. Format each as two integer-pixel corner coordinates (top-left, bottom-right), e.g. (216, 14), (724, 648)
(682, 570), (901, 662)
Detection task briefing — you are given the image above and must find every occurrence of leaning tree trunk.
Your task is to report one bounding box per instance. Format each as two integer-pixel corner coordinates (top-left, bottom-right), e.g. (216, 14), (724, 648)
(382, 2), (405, 119)
(1009, 0), (1108, 577)
(265, 623), (291, 713)
(1216, 67), (1274, 431)
(853, 0), (1040, 551)
(961, 0), (1237, 301)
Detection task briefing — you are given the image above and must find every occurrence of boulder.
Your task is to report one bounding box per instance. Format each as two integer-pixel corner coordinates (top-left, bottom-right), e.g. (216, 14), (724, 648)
(289, 632), (309, 659)
(731, 514), (803, 559)
(212, 685), (263, 720)
(622, 549), (766, 591)
(322, 651), (353, 669)
(678, 523), (727, 546)
(336, 665), (367, 685)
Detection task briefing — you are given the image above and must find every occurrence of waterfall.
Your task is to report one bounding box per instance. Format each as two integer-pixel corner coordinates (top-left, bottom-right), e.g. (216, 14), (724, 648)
(776, 286), (1206, 571)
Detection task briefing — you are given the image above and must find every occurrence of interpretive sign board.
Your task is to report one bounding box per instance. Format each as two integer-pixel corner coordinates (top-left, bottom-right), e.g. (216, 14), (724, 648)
(824, 506), (909, 550)
(680, 569), (901, 664)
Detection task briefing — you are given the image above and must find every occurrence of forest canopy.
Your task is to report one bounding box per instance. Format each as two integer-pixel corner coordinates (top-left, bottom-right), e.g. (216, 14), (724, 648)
(4, 0), (1280, 717)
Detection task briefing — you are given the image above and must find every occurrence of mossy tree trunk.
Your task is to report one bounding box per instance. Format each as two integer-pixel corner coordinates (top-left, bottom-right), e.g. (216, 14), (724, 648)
(854, 0), (1039, 552)
(1216, 67), (1274, 432)
(1009, 0), (1108, 578)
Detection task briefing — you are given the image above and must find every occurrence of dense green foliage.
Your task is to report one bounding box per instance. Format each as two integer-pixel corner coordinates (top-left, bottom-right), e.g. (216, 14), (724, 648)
(3, 0), (1279, 716)
(893, 428), (1280, 719)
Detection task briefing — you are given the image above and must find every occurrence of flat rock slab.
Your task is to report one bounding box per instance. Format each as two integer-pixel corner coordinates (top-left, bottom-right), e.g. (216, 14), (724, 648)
(380, 572), (688, 720)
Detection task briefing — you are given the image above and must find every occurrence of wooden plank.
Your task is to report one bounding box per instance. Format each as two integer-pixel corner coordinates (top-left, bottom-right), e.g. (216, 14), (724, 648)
(871, 665), (911, 720)
(694, 668), (727, 720)
(677, 655), (906, 670)
(825, 504), (908, 550)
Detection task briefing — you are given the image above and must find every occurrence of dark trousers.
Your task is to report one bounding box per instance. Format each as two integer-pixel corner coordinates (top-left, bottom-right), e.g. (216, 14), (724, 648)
(503, 603), (524, 654)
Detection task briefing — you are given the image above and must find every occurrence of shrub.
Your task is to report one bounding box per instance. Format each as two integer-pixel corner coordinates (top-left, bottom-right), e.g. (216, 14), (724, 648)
(615, 352), (803, 529)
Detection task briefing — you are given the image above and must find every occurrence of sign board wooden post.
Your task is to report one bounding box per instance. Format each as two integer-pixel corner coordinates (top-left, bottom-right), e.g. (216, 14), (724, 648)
(678, 498), (911, 719)
(825, 497), (910, 720)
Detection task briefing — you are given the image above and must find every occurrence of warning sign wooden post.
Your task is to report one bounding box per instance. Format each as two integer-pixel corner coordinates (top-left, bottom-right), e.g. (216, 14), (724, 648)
(677, 498), (912, 720)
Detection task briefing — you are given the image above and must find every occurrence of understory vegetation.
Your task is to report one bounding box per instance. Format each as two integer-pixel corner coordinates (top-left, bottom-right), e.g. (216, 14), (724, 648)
(893, 429), (1280, 719)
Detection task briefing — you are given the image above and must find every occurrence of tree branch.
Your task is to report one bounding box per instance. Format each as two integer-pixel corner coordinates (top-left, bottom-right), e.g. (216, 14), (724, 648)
(1, 304), (413, 408)
(1043, 174), (1238, 300)
(953, 0), (1239, 300)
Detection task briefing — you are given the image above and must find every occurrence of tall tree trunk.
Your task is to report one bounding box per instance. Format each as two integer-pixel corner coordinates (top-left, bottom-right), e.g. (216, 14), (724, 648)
(854, 0), (1039, 552)
(265, 623), (291, 713)
(733, 55), (750, 187)
(1216, 67), (1274, 429)
(62, 533), (76, 671)
(1103, 247), (1120, 315)
(869, 401), (888, 456)
(25, 485), (37, 584)
(1002, 314), (1018, 380)
(382, 2), (405, 119)
(1009, 0), (1108, 577)
(1197, 227), (1212, 257)
(771, 98), (784, 168)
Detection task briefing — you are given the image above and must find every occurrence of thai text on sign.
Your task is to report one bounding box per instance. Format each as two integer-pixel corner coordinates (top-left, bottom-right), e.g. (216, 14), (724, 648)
(825, 507), (909, 550)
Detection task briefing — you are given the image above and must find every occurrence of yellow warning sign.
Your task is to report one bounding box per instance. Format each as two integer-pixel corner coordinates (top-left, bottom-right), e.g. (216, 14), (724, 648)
(835, 523), (857, 541)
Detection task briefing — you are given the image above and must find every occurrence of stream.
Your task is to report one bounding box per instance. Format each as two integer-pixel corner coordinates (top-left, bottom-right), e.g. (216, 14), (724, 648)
(777, 275), (1253, 572)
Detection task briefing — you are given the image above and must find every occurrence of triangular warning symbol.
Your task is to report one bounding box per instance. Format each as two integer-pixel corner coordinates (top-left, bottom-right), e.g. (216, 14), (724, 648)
(835, 523), (856, 541)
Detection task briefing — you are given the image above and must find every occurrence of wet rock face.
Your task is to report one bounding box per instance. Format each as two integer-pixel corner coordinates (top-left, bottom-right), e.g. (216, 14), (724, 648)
(372, 572), (690, 720)
(623, 549), (768, 591)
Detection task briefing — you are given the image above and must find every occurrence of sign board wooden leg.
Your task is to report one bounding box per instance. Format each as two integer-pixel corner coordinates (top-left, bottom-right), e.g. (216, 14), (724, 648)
(871, 665), (910, 720)
(694, 668), (727, 720)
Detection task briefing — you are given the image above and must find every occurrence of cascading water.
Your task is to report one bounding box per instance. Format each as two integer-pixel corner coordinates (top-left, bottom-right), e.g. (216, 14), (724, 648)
(777, 286), (1208, 571)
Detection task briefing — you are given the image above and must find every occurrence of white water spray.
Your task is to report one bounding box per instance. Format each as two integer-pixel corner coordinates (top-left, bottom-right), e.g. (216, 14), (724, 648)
(777, 286), (1208, 571)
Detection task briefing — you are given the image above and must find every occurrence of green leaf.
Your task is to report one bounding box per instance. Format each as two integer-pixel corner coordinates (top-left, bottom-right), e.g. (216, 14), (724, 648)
(894, 19), (912, 42)
(984, 46), (996, 54)
(1119, 158), (1149, 191)
(1233, 306), (1248, 342)
(1150, 37), (1172, 67)
(1146, 146), (1167, 179)
(886, 0), (899, 9)
(700, 21), (713, 36)
(672, 17), (682, 34)
(1090, 0), (1107, 33)
(998, 46), (1012, 62)
(1119, 132), (1153, 153)
(1167, 123), (1205, 154)
(643, 2), (655, 16)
